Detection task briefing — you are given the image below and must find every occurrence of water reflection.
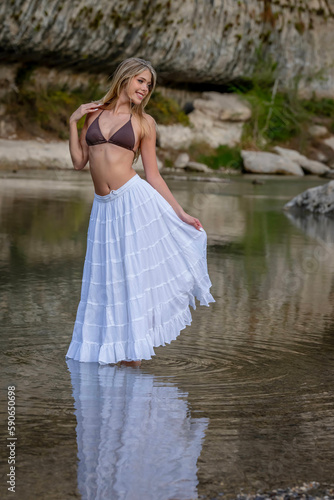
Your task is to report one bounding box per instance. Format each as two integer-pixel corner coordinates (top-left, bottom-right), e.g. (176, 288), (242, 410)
(66, 360), (208, 500)
(285, 210), (334, 245)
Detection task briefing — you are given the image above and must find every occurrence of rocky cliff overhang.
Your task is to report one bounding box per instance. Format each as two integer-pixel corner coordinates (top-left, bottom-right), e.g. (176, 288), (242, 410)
(1, 0), (334, 91)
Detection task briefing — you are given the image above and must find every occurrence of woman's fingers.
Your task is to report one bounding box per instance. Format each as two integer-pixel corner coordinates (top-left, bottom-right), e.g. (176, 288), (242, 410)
(70, 103), (102, 123)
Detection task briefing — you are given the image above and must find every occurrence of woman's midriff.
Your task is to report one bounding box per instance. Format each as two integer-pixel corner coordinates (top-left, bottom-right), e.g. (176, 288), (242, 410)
(88, 145), (137, 195)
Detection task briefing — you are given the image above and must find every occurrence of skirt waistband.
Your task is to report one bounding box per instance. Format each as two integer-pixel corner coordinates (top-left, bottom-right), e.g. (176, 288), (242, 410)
(94, 174), (141, 202)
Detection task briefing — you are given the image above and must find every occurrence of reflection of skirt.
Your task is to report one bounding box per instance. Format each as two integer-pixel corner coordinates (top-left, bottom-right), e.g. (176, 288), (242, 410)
(65, 173), (215, 364)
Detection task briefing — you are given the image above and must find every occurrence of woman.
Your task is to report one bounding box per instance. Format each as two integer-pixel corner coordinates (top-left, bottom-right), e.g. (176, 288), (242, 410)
(65, 57), (214, 368)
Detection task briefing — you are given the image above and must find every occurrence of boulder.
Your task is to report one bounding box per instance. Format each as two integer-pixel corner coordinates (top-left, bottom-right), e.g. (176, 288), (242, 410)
(323, 136), (334, 152)
(0, 138), (73, 169)
(188, 109), (244, 148)
(273, 146), (329, 175)
(184, 161), (211, 173)
(308, 125), (329, 138)
(284, 180), (334, 214)
(320, 169), (334, 179)
(193, 92), (251, 122)
(174, 153), (190, 169)
(157, 124), (194, 150)
(241, 151), (304, 176)
(133, 154), (163, 172)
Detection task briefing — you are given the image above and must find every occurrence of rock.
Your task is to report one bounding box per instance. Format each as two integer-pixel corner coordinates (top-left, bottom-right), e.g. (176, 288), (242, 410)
(313, 150), (328, 163)
(188, 109), (244, 148)
(323, 136), (334, 152)
(320, 169), (334, 179)
(174, 152), (190, 169)
(2, 2), (334, 94)
(284, 180), (334, 214)
(158, 115), (243, 150)
(193, 93), (251, 122)
(273, 146), (329, 175)
(157, 124), (194, 150)
(0, 104), (6, 116)
(241, 151), (304, 176)
(133, 154), (163, 172)
(0, 138), (73, 169)
(308, 124), (329, 138)
(0, 119), (16, 138)
(184, 161), (211, 173)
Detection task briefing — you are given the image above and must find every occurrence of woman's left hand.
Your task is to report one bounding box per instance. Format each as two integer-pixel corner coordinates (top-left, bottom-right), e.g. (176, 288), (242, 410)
(179, 212), (204, 231)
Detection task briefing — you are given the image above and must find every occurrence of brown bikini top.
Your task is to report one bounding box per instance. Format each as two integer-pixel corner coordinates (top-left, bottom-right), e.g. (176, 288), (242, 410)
(86, 110), (136, 153)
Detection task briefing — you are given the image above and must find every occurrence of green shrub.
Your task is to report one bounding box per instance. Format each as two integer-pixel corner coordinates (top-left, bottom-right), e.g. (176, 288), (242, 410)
(189, 142), (242, 170)
(145, 91), (189, 126)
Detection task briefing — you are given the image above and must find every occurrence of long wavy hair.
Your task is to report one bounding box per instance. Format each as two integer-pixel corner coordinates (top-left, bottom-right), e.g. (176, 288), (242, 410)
(99, 57), (157, 161)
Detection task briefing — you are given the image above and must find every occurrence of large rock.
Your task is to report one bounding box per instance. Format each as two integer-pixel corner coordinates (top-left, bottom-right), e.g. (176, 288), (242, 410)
(133, 154), (163, 172)
(0, 139), (73, 169)
(193, 93), (251, 122)
(241, 151), (304, 176)
(273, 146), (329, 175)
(1, 1), (334, 93)
(157, 124), (194, 150)
(323, 136), (334, 152)
(158, 110), (243, 150)
(284, 181), (334, 214)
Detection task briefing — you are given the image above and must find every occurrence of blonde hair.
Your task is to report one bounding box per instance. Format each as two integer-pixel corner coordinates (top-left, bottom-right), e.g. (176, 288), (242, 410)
(100, 57), (157, 161)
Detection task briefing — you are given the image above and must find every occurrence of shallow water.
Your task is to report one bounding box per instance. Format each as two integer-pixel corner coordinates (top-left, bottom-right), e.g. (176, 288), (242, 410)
(1, 170), (334, 499)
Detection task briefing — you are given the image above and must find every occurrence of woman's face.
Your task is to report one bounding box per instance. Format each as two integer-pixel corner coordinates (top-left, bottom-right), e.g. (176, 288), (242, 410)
(127, 69), (153, 105)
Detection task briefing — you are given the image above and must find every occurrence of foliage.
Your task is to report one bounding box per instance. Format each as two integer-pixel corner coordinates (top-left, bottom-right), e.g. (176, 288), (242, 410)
(8, 74), (102, 139)
(145, 91), (189, 126)
(188, 141), (243, 170)
(226, 45), (334, 151)
(198, 145), (243, 170)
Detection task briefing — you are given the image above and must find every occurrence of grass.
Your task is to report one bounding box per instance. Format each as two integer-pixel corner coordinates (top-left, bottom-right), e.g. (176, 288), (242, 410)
(189, 142), (243, 170)
(7, 81), (102, 139)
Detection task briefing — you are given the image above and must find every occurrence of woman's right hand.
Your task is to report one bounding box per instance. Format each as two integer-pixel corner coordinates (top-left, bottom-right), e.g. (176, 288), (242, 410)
(69, 102), (102, 124)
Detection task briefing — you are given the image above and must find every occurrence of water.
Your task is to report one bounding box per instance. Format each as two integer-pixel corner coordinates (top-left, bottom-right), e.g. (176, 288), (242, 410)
(1, 170), (334, 499)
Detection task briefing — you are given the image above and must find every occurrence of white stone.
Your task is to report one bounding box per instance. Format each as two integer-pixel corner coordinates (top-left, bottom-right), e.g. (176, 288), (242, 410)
(174, 153), (190, 169)
(241, 150), (304, 176)
(185, 161), (211, 173)
(0, 138), (73, 169)
(284, 180), (334, 213)
(196, 92), (252, 121)
(157, 124), (194, 150)
(274, 146), (329, 175)
(133, 154), (163, 172)
(0, 119), (16, 138)
(308, 124), (328, 138)
(323, 136), (334, 152)
(189, 109), (243, 148)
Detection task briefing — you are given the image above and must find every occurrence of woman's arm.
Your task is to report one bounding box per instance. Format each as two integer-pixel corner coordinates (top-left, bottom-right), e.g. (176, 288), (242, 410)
(141, 114), (203, 231)
(69, 102), (101, 170)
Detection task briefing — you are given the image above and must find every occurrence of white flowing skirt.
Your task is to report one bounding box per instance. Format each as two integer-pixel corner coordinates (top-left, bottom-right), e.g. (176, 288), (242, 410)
(65, 173), (214, 364)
